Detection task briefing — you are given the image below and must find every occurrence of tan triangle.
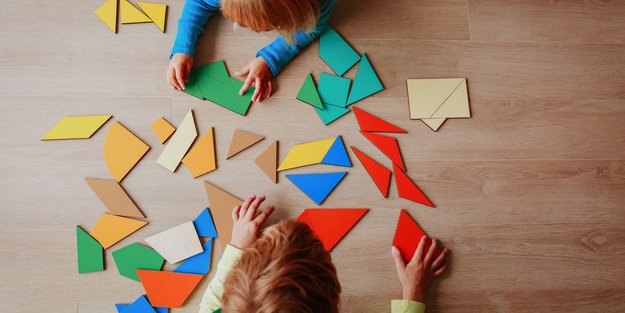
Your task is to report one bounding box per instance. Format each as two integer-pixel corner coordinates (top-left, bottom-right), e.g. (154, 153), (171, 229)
(431, 79), (470, 118)
(85, 178), (145, 218)
(421, 118), (447, 131)
(120, 0), (152, 24)
(226, 129), (265, 159)
(407, 78), (464, 119)
(203, 182), (243, 250)
(254, 141), (278, 183)
(136, 2), (167, 32)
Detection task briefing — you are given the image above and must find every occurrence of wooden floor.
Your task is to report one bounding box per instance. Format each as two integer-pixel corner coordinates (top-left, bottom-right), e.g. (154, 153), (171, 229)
(2, 0), (625, 312)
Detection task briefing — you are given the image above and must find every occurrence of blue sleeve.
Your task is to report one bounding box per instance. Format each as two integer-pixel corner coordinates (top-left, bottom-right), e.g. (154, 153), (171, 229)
(256, 0), (336, 76)
(170, 0), (221, 58)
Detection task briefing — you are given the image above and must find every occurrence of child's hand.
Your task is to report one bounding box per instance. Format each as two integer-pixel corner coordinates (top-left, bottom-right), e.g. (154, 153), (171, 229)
(236, 57), (273, 102)
(167, 53), (193, 91)
(391, 237), (449, 303)
(230, 195), (275, 250)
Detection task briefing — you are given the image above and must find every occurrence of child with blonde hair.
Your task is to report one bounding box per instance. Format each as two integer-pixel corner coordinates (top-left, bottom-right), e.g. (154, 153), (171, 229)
(201, 195), (449, 313)
(168, 0), (336, 102)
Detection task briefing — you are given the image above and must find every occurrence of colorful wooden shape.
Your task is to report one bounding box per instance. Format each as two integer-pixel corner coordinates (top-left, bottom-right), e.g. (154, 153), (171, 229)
(407, 78), (470, 131)
(254, 141), (278, 183)
(297, 208), (368, 251)
(89, 213), (148, 249)
(112, 243), (164, 281)
(120, 0), (151, 23)
(95, 0), (118, 33)
(314, 103), (351, 125)
(350, 147), (391, 198)
(182, 127), (216, 178)
(296, 74), (323, 109)
(319, 27), (360, 76)
(321, 136), (351, 167)
(41, 115), (111, 140)
(352, 107), (407, 133)
(144, 221), (203, 264)
(157, 110), (197, 172)
(277, 137), (335, 171)
(285, 172), (347, 205)
(226, 129), (264, 159)
(360, 131), (405, 171)
(421, 118), (447, 132)
(346, 54), (384, 105)
(393, 164), (434, 207)
(174, 239), (213, 275)
(116, 295), (157, 313)
(138, 270), (204, 308)
(104, 122), (150, 182)
(85, 178), (144, 218)
(136, 2), (168, 32)
(392, 209), (440, 262)
(76, 225), (104, 273)
(317, 73), (351, 107)
(193, 208), (218, 238)
(203, 182), (242, 250)
(150, 117), (175, 144)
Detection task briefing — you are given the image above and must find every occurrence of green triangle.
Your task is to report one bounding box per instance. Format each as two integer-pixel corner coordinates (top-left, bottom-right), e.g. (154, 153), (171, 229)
(192, 61), (254, 116)
(112, 242), (164, 282)
(76, 226), (104, 274)
(314, 104), (351, 125)
(184, 69), (204, 100)
(346, 54), (384, 105)
(296, 74), (323, 109)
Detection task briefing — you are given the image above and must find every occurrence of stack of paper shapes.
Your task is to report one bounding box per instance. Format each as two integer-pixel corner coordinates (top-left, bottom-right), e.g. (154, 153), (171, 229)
(407, 78), (470, 131)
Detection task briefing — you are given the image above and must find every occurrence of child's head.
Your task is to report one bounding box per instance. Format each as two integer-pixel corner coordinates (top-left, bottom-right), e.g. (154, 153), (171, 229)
(221, 0), (318, 43)
(222, 219), (341, 312)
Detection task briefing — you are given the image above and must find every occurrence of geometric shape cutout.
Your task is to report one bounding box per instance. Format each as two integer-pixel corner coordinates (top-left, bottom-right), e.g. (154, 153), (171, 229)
(350, 146), (391, 198)
(392, 164), (434, 207)
(296, 74), (323, 109)
(203, 182), (243, 250)
(104, 122), (151, 182)
(392, 209), (440, 263)
(314, 103), (351, 126)
(319, 27), (360, 76)
(407, 78), (470, 132)
(226, 129), (264, 159)
(41, 115), (112, 140)
(421, 118), (447, 132)
(116, 295), (157, 313)
(89, 213), (148, 249)
(285, 172), (347, 205)
(76, 225), (104, 273)
(254, 141), (278, 183)
(174, 239), (213, 275)
(144, 221), (203, 264)
(150, 117), (176, 144)
(317, 73), (351, 107)
(360, 131), (405, 171)
(182, 127), (216, 178)
(136, 2), (167, 32)
(277, 137), (336, 171)
(156, 110), (197, 172)
(321, 136), (352, 167)
(120, 0), (151, 23)
(346, 54), (384, 105)
(193, 208), (218, 238)
(297, 208), (368, 251)
(95, 0), (118, 33)
(352, 107), (407, 133)
(116, 296), (168, 313)
(85, 177), (144, 218)
(112, 243), (164, 282)
(137, 270), (204, 308)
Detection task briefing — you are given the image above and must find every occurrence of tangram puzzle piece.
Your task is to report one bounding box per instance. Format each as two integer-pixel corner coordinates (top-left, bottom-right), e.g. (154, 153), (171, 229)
(346, 54), (384, 105)
(203, 182), (243, 250)
(157, 110), (197, 172)
(76, 226), (104, 273)
(254, 141), (279, 183)
(407, 78), (470, 131)
(115, 295), (157, 313)
(353, 107), (407, 133)
(136, 2), (168, 32)
(226, 129), (264, 159)
(145, 221), (203, 264)
(296, 74), (323, 109)
(285, 172), (347, 205)
(184, 69), (204, 99)
(297, 208), (368, 251)
(89, 213), (148, 249)
(104, 122), (150, 182)
(174, 239), (213, 275)
(360, 131), (405, 171)
(85, 177), (144, 218)
(182, 127), (216, 178)
(319, 27), (360, 76)
(95, 0), (118, 33)
(120, 0), (151, 23)
(138, 270), (204, 308)
(277, 137), (335, 171)
(320, 136), (351, 167)
(150, 117), (175, 144)
(193, 208), (218, 238)
(393, 164), (434, 207)
(350, 147), (391, 198)
(392, 209), (440, 262)
(314, 104), (351, 125)
(41, 115), (112, 140)
(112, 242), (164, 282)
(317, 73), (351, 107)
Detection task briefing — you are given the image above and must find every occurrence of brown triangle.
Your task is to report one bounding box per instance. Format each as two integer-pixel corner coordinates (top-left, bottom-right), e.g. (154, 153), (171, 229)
(203, 181), (243, 250)
(254, 141), (278, 183)
(85, 178), (145, 218)
(226, 129), (265, 159)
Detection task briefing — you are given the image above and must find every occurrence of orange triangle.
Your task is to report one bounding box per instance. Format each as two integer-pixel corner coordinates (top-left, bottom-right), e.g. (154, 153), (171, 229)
(297, 208), (368, 251)
(226, 129), (264, 159)
(353, 107), (407, 133)
(254, 141), (278, 183)
(360, 131), (405, 171)
(137, 270), (203, 308)
(203, 181), (243, 250)
(350, 147), (391, 198)
(392, 164), (434, 207)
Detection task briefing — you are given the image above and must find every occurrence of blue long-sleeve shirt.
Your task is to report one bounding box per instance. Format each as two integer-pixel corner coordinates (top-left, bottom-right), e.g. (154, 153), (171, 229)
(171, 0), (336, 76)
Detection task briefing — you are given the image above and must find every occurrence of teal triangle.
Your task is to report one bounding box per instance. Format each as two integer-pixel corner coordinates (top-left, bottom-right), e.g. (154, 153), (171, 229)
(321, 136), (352, 167)
(285, 172), (347, 205)
(296, 74), (323, 109)
(174, 239), (213, 275)
(346, 54), (384, 105)
(314, 104), (351, 126)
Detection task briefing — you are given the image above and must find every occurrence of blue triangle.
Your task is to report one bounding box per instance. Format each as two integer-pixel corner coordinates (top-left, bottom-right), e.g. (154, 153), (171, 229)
(116, 295), (168, 313)
(321, 136), (352, 167)
(285, 172), (348, 205)
(116, 295), (158, 313)
(173, 239), (213, 275)
(193, 208), (218, 238)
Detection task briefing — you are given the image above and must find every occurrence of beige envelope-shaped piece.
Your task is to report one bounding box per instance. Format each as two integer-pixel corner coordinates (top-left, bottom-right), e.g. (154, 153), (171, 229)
(407, 78), (470, 131)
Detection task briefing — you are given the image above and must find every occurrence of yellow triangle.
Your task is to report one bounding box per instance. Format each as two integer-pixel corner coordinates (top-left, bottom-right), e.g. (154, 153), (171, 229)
(89, 213), (148, 249)
(120, 0), (152, 24)
(407, 78), (464, 119)
(421, 118), (446, 131)
(431, 79), (470, 118)
(277, 137), (336, 171)
(137, 2), (168, 32)
(95, 0), (118, 33)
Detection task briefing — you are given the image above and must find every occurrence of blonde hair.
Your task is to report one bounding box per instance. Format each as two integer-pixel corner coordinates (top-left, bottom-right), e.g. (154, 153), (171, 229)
(221, 0), (319, 43)
(222, 219), (341, 313)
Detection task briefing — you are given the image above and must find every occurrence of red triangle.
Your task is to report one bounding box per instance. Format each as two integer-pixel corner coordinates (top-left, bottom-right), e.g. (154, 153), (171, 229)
(392, 209), (440, 262)
(353, 107), (407, 133)
(297, 208), (368, 251)
(360, 131), (406, 171)
(392, 164), (434, 207)
(350, 146), (391, 198)
(137, 270), (204, 308)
